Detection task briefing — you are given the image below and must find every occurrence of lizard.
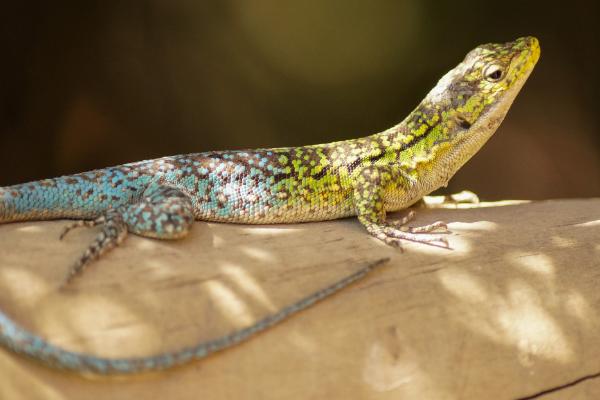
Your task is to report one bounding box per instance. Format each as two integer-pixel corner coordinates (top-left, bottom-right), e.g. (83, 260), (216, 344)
(0, 36), (540, 374)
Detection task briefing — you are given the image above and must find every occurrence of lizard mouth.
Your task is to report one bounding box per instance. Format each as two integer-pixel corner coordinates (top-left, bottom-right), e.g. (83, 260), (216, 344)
(486, 36), (540, 120)
(511, 36), (541, 82)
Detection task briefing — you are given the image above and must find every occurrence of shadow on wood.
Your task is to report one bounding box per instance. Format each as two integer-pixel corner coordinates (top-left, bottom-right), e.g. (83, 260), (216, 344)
(0, 198), (599, 399)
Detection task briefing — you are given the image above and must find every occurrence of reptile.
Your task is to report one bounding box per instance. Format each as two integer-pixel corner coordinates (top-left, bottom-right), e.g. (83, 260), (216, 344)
(0, 36), (540, 374)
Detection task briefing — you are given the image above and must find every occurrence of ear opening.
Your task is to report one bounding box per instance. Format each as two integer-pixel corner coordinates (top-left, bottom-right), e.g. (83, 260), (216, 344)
(456, 115), (472, 130)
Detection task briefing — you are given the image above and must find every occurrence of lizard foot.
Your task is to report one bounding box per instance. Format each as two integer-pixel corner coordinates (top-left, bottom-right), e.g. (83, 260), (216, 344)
(60, 210), (127, 288)
(368, 225), (450, 250)
(387, 210), (449, 233)
(59, 216), (106, 240)
(362, 211), (451, 251)
(60, 185), (194, 288)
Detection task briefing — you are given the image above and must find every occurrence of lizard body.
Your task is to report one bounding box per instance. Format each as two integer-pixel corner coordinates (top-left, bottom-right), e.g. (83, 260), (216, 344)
(0, 37), (539, 374)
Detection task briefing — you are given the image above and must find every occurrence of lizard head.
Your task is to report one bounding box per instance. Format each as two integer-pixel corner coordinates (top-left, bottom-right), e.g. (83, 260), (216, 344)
(407, 36), (540, 178)
(449, 36), (540, 126)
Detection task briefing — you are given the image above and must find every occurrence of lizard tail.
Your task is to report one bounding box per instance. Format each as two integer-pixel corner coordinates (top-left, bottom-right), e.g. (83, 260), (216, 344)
(0, 181), (101, 223)
(0, 258), (389, 374)
(0, 168), (142, 223)
(0, 189), (7, 222)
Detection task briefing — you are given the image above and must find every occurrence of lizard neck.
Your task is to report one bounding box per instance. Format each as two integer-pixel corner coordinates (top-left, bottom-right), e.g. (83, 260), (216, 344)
(370, 94), (497, 194)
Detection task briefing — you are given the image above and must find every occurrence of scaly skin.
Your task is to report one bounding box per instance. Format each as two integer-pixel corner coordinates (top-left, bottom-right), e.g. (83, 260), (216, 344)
(0, 37), (540, 374)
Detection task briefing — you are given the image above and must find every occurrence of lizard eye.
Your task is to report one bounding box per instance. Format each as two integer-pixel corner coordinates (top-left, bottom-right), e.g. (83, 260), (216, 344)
(484, 64), (504, 81)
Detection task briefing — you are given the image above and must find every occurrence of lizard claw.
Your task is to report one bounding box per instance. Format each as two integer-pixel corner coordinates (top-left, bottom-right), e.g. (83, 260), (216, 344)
(364, 210), (452, 250)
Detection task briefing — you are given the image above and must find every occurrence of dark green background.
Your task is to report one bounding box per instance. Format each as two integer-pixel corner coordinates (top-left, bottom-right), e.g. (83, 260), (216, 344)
(1, 1), (598, 199)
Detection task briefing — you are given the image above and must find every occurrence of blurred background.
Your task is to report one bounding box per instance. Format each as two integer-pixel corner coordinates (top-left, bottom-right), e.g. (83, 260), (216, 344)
(0, 1), (598, 199)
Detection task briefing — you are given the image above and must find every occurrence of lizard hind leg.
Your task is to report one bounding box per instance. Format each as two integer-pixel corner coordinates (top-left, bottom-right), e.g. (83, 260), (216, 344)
(121, 185), (195, 239)
(61, 185), (194, 287)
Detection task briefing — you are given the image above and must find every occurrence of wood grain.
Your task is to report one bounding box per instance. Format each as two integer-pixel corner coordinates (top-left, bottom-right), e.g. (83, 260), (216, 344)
(0, 199), (599, 400)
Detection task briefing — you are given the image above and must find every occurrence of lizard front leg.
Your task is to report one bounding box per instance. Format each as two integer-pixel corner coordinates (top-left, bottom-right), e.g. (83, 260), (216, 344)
(61, 184), (194, 285)
(352, 166), (449, 249)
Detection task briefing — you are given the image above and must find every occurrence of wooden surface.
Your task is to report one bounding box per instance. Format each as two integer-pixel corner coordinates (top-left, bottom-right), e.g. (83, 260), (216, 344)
(0, 198), (599, 400)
